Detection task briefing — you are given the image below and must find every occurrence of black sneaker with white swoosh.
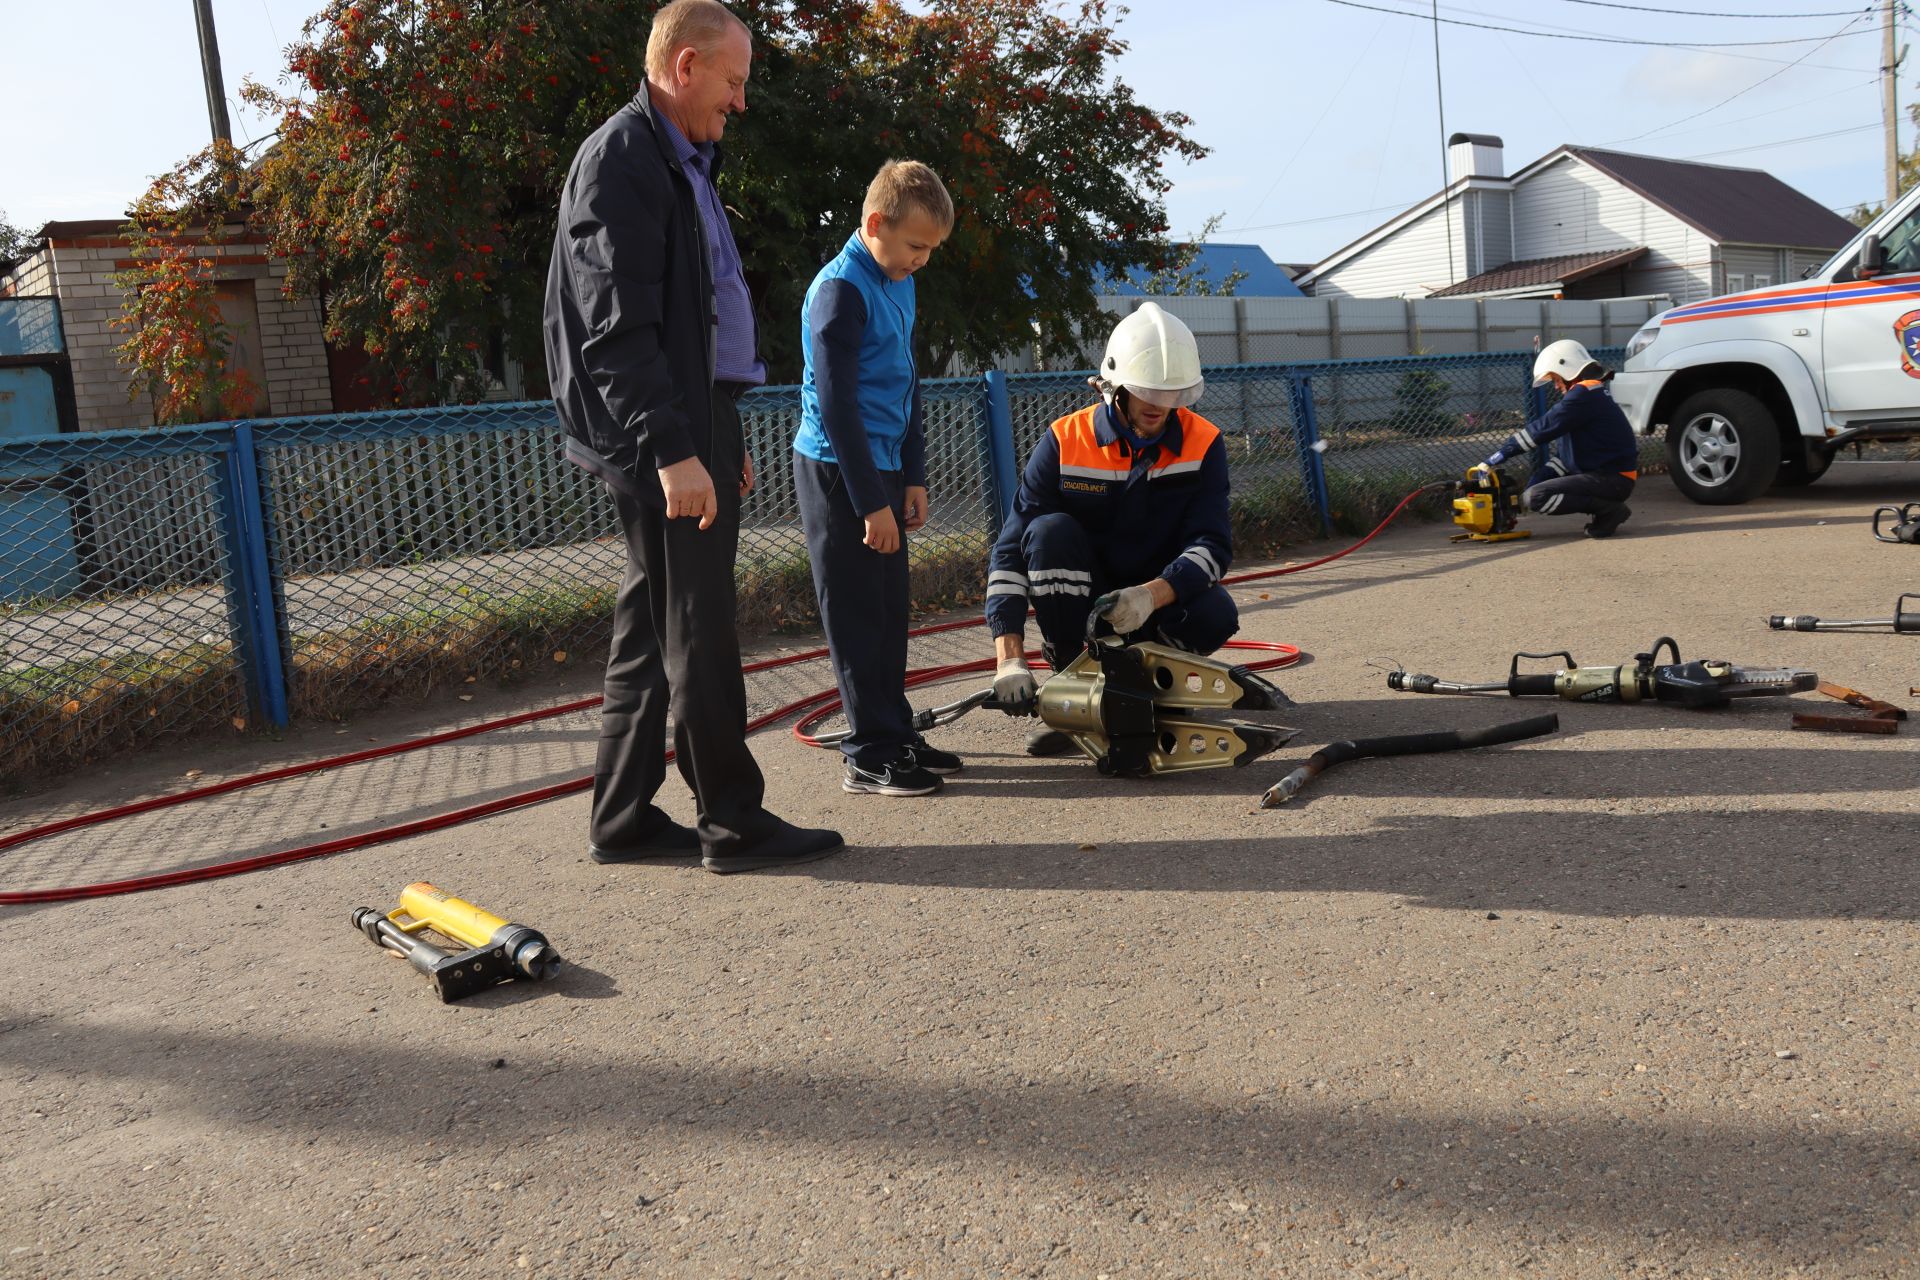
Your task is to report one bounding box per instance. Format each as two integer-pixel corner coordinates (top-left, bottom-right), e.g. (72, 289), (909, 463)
(842, 755), (943, 797)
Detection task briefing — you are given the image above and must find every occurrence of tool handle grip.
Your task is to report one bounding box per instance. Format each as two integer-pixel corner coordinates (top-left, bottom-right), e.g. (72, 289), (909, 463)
(1898, 594), (1920, 634)
(1508, 674), (1559, 697)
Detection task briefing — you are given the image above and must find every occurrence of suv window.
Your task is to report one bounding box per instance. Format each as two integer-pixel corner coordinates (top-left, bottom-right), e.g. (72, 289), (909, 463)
(1835, 201), (1920, 281)
(1883, 206), (1920, 274)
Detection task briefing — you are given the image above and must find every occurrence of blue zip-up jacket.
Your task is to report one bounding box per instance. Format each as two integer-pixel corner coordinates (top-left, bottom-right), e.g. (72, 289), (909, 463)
(985, 402), (1233, 638)
(794, 232), (927, 518)
(1487, 380), (1639, 480)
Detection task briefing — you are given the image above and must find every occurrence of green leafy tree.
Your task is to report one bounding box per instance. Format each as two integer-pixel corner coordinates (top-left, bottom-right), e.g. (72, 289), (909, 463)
(1121, 213), (1246, 297)
(0, 210), (29, 265)
(238, 0), (1204, 399)
(112, 143), (264, 426)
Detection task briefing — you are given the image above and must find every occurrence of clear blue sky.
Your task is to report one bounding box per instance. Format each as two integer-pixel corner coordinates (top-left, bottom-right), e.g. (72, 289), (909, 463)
(1, 0), (1904, 268)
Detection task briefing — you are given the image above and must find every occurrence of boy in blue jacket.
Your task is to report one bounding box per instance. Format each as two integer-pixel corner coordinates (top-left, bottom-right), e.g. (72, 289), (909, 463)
(1483, 339), (1639, 539)
(794, 161), (956, 797)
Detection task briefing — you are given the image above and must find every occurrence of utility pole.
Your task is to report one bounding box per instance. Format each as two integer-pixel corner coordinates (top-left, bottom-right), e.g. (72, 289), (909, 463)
(1432, 0), (1455, 287)
(192, 0), (233, 146)
(1886, 0), (1901, 206)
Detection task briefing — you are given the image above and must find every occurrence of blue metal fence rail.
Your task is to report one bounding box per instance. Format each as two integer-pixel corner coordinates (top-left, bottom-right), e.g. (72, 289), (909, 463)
(0, 348), (1633, 776)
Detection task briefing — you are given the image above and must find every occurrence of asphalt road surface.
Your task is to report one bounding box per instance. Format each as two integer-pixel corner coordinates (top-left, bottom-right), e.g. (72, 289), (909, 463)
(4, 463), (1919, 1278)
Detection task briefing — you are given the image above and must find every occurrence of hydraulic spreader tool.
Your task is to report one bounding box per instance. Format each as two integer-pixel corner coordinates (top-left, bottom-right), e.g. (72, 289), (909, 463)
(817, 637), (1297, 777)
(1385, 636), (1817, 709)
(1448, 465), (1530, 544)
(1769, 593), (1920, 635)
(1874, 503), (1920, 544)
(350, 882), (562, 1002)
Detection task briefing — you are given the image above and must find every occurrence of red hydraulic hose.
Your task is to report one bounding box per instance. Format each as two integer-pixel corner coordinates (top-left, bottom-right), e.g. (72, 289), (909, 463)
(0, 486), (1438, 905)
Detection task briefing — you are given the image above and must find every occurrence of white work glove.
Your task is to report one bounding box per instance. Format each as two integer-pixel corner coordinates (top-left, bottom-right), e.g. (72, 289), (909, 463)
(1094, 584), (1156, 635)
(992, 656), (1038, 716)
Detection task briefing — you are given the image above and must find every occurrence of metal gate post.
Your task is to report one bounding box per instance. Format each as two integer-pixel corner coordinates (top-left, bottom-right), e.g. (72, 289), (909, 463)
(1288, 371), (1334, 537)
(213, 423), (290, 729)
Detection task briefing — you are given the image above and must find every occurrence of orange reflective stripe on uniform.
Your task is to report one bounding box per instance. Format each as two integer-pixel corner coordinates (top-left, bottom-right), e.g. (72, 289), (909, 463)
(1049, 405), (1223, 482)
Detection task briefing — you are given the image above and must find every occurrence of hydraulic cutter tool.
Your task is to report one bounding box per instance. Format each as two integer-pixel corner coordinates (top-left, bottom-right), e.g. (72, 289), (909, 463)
(1033, 637), (1296, 776)
(350, 882), (562, 1002)
(826, 639), (1297, 777)
(1386, 636), (1817, 709)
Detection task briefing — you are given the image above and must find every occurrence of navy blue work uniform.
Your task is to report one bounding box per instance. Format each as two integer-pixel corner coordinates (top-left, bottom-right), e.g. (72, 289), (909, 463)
(1488, 379), (1639, 522)
(986, 402), (1237, 666)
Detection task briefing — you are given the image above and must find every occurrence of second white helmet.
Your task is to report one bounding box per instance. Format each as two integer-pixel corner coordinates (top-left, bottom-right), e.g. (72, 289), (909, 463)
(1532, 338), (1599, 387)
(1097, 302), (1205, 409)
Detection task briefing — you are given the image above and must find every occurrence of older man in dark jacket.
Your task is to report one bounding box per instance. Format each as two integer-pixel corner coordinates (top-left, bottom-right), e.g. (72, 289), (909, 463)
(544, 0), (841, 874)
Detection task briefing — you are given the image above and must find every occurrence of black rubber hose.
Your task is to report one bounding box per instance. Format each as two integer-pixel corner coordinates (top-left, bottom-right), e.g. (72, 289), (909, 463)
(1260, 713), (1560, 807)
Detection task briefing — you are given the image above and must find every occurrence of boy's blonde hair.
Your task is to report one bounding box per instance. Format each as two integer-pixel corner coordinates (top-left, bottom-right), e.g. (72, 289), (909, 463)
(646, 0), (748, 81)
(863, 161), (955, 233)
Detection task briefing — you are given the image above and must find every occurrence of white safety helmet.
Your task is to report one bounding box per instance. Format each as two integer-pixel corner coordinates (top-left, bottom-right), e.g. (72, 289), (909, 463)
(1532, 338), (1599, 387)
(1096, 302), (1205, 409)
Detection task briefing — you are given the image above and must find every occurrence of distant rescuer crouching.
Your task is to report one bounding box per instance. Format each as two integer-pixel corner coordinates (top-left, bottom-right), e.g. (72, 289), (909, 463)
(985, 303), (1240, 757)
(542, 0), (842, 874)
(1480, 338), (1639, 539)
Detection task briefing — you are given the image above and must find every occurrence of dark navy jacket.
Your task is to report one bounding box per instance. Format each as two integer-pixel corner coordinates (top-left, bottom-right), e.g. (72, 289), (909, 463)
(544, 83), (719, 506)
(794, 232), (927, 518)
(986, 403), (1233, 638)
(1489, 380), (1639, 480)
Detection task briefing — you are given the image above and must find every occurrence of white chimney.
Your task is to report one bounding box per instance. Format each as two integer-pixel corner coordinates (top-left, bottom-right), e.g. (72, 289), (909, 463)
(1448, 132), (1504, 184)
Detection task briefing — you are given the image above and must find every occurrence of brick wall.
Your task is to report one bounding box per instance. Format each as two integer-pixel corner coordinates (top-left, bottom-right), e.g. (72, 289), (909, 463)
(3, 232), (336, 431)
(0, 249), (56, 299)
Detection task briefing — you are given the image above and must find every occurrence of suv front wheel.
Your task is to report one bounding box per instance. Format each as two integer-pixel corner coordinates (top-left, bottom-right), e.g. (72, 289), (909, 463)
(1666, 388), (1782, 505)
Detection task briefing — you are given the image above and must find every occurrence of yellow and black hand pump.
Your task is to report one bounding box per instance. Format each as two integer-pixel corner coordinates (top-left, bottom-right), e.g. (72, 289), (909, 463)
(350, 882), (562, 1002)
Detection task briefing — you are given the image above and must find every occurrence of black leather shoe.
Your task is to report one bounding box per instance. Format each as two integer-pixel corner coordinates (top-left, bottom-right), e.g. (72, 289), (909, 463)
(590, 809), (701, 862)
(1025, 727), (1075, 757)
(702, 819), (844, 875)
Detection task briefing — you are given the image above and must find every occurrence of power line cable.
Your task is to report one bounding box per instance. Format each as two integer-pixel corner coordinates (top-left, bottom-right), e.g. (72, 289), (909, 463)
(1682, 119), (1880, 158)
(1615, 76), (1879, 142)
(1218, 197), (1437, 235)
(1320, 0), (1879, 56)
(1548, 0), (1878, 17)
(1369, 24), (1420, 206)
(1498, 31), (1580, 135)
(1239, 14), (1386, 225)
(1604, 10), (1877, 143)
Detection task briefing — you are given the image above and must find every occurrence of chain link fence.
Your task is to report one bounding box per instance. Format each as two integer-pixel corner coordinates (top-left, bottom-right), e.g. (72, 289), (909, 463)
(1, 349), (1653, 780)
(1, 429), (255, 777)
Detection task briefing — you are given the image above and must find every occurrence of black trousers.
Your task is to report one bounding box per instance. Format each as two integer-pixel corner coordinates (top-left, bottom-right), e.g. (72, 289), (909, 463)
(792, 454), (914, 769)
(1020, 512), (1238, 668)
(1522, 471), (1634, 519)
(592, 390), (773, 857)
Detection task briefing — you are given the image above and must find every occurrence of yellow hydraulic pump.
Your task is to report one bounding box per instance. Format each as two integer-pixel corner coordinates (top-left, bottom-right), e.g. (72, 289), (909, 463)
(350, 882), (562, 1002)
(1449, 465), (1531, 543)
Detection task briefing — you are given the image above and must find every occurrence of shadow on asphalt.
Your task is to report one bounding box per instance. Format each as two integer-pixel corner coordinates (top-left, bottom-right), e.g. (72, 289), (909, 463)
(0, 1015), (1902, 1265)
(801, 811), (1920, 921)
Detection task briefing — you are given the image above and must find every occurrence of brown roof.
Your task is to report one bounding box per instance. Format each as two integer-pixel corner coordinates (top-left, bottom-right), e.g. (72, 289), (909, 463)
(1570, 148), (1857, 249)
(1428, 246), (1648, 298)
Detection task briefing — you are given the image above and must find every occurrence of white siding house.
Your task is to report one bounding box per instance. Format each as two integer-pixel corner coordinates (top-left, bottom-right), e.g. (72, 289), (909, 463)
(1297, 135), (1856, 307)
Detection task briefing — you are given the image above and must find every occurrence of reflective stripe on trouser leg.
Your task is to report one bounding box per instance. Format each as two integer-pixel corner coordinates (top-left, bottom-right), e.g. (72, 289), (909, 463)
(1523, 471), (1634, 517)
(1021, 512), (1102, 662)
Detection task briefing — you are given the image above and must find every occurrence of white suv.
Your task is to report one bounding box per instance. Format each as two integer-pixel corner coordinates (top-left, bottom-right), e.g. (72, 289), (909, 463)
(1613, 187), (1920, 504)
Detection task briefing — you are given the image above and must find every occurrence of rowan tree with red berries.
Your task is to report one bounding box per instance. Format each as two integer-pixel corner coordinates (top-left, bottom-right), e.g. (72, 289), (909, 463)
(237, 0), (1204, 400)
